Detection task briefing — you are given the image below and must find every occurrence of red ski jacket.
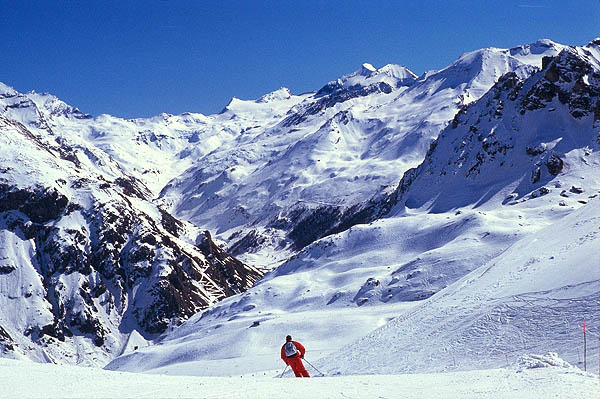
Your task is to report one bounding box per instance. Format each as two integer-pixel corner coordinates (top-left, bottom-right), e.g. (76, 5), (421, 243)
(280, 340), (306, 364)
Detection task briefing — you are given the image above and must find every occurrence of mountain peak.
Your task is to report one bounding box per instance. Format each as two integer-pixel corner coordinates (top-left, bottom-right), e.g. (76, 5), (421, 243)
(358, 62), (377, 76)
(531, 38), (558, 48)
(509, 39), (563, 59)
(587, 37), (600, 47)
(0, 82), (17, 97)
(377, 64), (418, 81)
(257, 87), (292, 103)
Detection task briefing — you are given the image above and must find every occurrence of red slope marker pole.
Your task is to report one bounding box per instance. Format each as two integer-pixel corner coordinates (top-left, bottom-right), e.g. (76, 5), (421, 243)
(582, 320), (586, 372)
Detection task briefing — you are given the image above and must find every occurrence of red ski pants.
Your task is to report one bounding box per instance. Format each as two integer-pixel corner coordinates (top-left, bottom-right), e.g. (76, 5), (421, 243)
(287, 356), (310, 377)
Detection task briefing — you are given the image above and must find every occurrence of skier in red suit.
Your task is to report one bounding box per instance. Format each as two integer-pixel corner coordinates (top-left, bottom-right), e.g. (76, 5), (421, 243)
(280, 335), (310, 377)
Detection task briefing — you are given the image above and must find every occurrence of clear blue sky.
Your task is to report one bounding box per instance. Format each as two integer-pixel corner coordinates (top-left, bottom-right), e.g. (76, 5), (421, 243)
(1, 0), (598, 118)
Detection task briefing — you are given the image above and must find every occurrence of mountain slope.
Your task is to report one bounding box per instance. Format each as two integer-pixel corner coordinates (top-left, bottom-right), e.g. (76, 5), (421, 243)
(1, 38), (595, 372)
(320, 196), (600, 375)
(392, 41), (600, 213)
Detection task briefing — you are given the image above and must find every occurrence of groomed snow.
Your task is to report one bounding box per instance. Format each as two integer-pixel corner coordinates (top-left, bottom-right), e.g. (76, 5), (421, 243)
(1, 357), (598, 399)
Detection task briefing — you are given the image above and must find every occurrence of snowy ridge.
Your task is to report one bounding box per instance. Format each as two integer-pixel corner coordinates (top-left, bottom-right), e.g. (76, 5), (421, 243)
(160, 40), (565, 268)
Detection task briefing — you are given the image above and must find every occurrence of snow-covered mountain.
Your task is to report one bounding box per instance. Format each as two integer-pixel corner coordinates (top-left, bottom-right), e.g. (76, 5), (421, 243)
(2, 37), (598, 374)
(0, 87), (262, 365)
(159, 39), (566, 267)
(105, 39), (599, 376)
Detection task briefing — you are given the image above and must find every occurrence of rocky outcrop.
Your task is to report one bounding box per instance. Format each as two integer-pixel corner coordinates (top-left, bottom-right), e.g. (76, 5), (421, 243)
(0, 180), (263, 362)
(282, 82), (394, 127)
(0, 184), (69, 223)
(522, 47), (600, 119)
(0, 325), (15, 352)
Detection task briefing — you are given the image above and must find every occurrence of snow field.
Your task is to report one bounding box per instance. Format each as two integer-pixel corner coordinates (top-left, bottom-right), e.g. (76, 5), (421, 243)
(1, 38), (599, 397)
(2, 357), (598, 399)
(106, 303), (417, 376)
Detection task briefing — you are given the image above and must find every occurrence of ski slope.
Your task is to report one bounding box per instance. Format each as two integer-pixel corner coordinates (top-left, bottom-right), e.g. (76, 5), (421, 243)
(319, 198), (600, 375)
(2, 356), (598, 399)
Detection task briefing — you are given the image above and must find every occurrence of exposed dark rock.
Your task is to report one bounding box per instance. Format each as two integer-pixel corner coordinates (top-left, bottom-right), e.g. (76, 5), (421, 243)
(91, 281), (107, 298)
(526, 144), (546, 156)
(69, 311), (106, 347)
(521, 49), (595, 115)
(37, 226), (91, 275)
(72, 178), (93, 189)
(288, 206), (342, 250)
(0, 185), (68, 223)
(114, 177), (150, 200)
(53, 138), (82, 168)
(229, 230), (266, 256)
(0, 325), (15, 351)
(127, 244), (155, 266)
(570, 186), (584, 194)
(39, 320), (66, 342)
(496, 72), (522, 92)
(0, 265), (16, 274)
(426, 140), (438, 157)
(545, 154), (564, 175)
(140, 233), (158, 246)
(283, 82), (394, 127)
(521, 80), (557, 111)
(542, 56), (554, 70)
(531, 187), (550, 198)
(159, 208), (183, 238)
(197, 230), (263, 294)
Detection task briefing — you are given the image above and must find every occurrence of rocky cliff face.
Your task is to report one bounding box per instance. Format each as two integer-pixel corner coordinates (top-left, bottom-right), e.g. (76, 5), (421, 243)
(0, 104), (262, 365)
(390, 41), (600, 212)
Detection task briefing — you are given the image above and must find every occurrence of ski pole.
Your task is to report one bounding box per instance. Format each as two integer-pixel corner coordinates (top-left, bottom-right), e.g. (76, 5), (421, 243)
(303, 358), (325, 376)
(279, 364), (289, 378)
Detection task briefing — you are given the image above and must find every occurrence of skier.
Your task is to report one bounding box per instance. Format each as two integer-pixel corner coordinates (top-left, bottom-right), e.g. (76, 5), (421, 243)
(280, 335), (310, 377)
